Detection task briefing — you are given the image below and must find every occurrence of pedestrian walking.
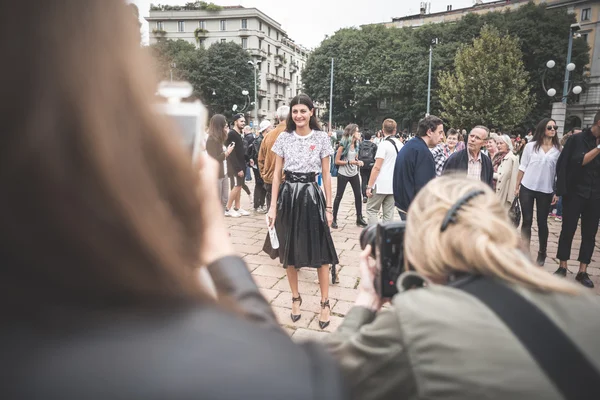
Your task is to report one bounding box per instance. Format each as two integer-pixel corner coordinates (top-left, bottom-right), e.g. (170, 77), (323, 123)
(263, 94), (338, 330)
(332, 124), (368, 229)
(248, 120), (270, 213)
(365, 119), (402, 224)
(393, 115), (443, 220)
(258, 106), (289, 211)
(514, 118), (561, 266)
(206, 114), (235, 209)
(494, 134), (519, 207)
(554, 110), (600, 288)
(358, 131), (378, 203)
(225, 114), (251, 217)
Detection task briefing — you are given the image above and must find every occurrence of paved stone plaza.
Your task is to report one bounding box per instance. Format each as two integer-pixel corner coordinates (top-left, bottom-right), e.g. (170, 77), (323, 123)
(226, 178), (600, 341)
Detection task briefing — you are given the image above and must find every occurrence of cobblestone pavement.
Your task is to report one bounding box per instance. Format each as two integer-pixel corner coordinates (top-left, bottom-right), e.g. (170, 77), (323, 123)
(225, 177), (600, 341)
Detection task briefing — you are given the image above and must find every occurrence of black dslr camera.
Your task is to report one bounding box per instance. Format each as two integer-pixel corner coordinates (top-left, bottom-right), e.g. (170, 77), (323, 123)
(359, 222), (406, 298)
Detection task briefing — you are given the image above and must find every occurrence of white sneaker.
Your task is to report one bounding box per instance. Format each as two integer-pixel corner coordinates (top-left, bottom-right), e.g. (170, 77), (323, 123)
(226, 209), (241, 218)
(256, 206), (268, 214)
(237, 208), (251, 216)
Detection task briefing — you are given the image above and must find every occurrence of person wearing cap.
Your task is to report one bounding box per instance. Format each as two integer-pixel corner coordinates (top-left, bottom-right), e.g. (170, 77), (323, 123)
(249, 120), (272, 213)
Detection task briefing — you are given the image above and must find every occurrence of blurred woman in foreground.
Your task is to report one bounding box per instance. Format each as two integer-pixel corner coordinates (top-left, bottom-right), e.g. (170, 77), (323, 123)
(325, 176), (600, 400)
(0, 2), (344, 399)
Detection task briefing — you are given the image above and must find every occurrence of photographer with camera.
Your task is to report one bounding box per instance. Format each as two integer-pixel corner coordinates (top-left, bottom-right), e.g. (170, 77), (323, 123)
(325, 176), (600, 400)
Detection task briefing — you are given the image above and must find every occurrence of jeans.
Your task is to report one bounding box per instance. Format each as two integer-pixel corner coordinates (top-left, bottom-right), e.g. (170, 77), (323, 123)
(245, 166), (252, 181)
(333, 174), (362, 220)
(366, 192), (395, 224)
(360, 168), (371, 199)
(519, 185), (553, 253)
(252, 168), (266, 209)
(557, 194), (600, 264)
(217, 177), (229, 208)
(556, 196), (563, 217)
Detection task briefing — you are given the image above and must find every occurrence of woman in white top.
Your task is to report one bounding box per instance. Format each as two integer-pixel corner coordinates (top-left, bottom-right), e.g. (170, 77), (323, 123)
(494, 134), (519, 206)
(332, 124), (367, 229)
(264, 94), (338, 330)
(514, 118), (561, 266)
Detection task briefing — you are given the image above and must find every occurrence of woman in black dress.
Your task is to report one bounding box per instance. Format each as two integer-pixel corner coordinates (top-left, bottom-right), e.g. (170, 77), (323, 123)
(264, 94), (338, 329)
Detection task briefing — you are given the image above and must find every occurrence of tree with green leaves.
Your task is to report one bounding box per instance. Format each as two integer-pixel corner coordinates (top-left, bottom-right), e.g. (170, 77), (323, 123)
(149, 40), (254, 118)
(438, 25), (534, 130)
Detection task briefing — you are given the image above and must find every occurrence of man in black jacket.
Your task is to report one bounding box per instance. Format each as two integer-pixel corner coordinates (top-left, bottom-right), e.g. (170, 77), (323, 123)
(225, 114), (250, 217)
(442, 125), (493, 187)
(554, 110), (600, 288)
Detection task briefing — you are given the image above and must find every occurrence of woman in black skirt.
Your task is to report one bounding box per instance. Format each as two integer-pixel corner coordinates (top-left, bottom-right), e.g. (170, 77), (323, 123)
(264, 94), (338, 329)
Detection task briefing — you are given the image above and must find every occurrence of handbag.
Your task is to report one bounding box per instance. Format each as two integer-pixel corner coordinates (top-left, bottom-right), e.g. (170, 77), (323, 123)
(508, 195), (521, 227)
(330, 157), (338, 177)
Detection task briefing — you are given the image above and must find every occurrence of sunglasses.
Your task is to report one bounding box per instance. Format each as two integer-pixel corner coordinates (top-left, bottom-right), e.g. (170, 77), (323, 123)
(546, 126), (559, 131)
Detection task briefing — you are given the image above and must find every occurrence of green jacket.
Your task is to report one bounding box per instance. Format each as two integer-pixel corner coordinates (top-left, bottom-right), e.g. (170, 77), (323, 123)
(325, 272), (600, 400)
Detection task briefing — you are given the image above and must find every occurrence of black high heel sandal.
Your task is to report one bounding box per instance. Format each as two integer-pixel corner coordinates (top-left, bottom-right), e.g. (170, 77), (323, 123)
(290, 295), (302, 322)
(319, 299), (331, 330)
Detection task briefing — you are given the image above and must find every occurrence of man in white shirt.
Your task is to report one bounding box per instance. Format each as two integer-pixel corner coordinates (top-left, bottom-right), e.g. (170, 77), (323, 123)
(365, 119), (403, 224)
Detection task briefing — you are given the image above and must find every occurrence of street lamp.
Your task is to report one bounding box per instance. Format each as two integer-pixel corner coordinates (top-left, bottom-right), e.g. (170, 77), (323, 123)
(541, 23), (583, 137)
(427, 38), (439, 116)
(248, 60), (260, 125)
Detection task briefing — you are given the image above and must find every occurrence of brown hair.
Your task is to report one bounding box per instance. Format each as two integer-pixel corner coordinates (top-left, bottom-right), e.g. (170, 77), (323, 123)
(1, 1), (209, 317)
(209, 114), (228, 144)
(382, 119), (397, 135)
(533, 118), (561, 152)
(417, 115), (443, 137)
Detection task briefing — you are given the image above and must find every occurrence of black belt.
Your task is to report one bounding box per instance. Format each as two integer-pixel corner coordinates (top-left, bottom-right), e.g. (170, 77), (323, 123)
(284, 171), (316, 183)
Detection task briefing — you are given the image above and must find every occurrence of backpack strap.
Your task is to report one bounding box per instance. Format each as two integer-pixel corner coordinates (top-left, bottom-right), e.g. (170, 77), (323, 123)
(454, 276), (600, 400)
(385, 137), (399, 153)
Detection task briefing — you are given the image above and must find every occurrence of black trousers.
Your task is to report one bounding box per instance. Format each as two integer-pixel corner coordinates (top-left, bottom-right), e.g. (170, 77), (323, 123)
(360, 168), (371, 199)
(252, 167), (266, 209)
(519, 185), (553, 253)
(264, 183), (272, 211)
(557, 194), (600, 264)
(333, 174), (362, 220)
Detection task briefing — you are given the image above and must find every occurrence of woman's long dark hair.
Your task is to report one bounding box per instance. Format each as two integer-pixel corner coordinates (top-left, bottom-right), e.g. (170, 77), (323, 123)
(208, 114), (228, 144)
(532, 118), (561, 151)
(1, 0), (210, 319)
(285, 94), (322, 133)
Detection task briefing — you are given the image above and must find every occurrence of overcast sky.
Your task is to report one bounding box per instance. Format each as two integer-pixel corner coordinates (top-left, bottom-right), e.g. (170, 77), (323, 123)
(132, 0), (483, 48)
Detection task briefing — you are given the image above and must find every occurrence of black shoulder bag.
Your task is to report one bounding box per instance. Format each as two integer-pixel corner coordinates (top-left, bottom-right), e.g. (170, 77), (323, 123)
(385, 137), (399, 153)
(455, 276), (600, 400)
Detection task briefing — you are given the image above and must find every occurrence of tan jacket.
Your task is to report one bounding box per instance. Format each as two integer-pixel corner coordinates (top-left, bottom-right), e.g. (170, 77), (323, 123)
(258, 121), (286, 184)
(494, 152), (519, 205)
(325, 272), (600, 400)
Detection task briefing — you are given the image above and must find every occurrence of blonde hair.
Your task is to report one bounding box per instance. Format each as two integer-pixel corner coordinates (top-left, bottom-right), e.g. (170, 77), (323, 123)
(405, 176), (580, 295)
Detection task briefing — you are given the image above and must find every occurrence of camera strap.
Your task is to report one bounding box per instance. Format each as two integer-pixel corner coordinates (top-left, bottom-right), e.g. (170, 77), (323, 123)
(455, 276), (600, 400)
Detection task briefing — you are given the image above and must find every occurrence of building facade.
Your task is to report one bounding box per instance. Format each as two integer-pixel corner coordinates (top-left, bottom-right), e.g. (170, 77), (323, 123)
(383, 0), (600, 131)
(146, 6), (309, 124)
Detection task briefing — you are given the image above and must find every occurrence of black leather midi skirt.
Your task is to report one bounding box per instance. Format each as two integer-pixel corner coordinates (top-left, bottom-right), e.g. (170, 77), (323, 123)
(263, 171), (339, 268)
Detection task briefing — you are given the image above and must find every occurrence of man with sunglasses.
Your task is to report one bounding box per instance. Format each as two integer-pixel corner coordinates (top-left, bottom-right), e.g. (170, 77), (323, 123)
(554, 111), (600, 288)
(442, 125), (494, 187)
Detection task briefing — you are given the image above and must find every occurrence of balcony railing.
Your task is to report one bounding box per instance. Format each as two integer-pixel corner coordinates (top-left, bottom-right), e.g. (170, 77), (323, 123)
(258, 109), (268, 117)
(247, 48), (267, 59)
(257, 89), (267, 97)
(274, 93), (285, 101)
(266, 73), (291, 86)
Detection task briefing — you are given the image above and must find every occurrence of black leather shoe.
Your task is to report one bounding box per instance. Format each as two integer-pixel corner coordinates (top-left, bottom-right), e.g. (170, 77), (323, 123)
(290, 295), (302, 322)
(331, 220), (338, 229)
(553, 267), (567, 277)
(536, 251), (546, 266)
(363, 197), (368, 204)
(319, 299), (331, 330)
(575, 272), (594, 288)
(356, 216), (368, 227)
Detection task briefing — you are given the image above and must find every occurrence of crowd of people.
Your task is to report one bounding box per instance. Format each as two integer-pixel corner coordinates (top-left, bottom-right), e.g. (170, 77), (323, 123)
(4, 3), (600, 399)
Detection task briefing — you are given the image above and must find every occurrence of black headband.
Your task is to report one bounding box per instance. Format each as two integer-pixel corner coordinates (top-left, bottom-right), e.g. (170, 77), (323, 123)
(440, 190), (485, 232)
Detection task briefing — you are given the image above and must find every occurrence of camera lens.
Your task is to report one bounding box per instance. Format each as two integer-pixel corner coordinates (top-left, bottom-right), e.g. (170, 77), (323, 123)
(359, 225), (377, 257)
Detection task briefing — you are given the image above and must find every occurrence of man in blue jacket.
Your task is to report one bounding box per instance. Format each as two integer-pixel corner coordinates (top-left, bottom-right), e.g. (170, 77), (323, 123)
(393, 115), (444, 219)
